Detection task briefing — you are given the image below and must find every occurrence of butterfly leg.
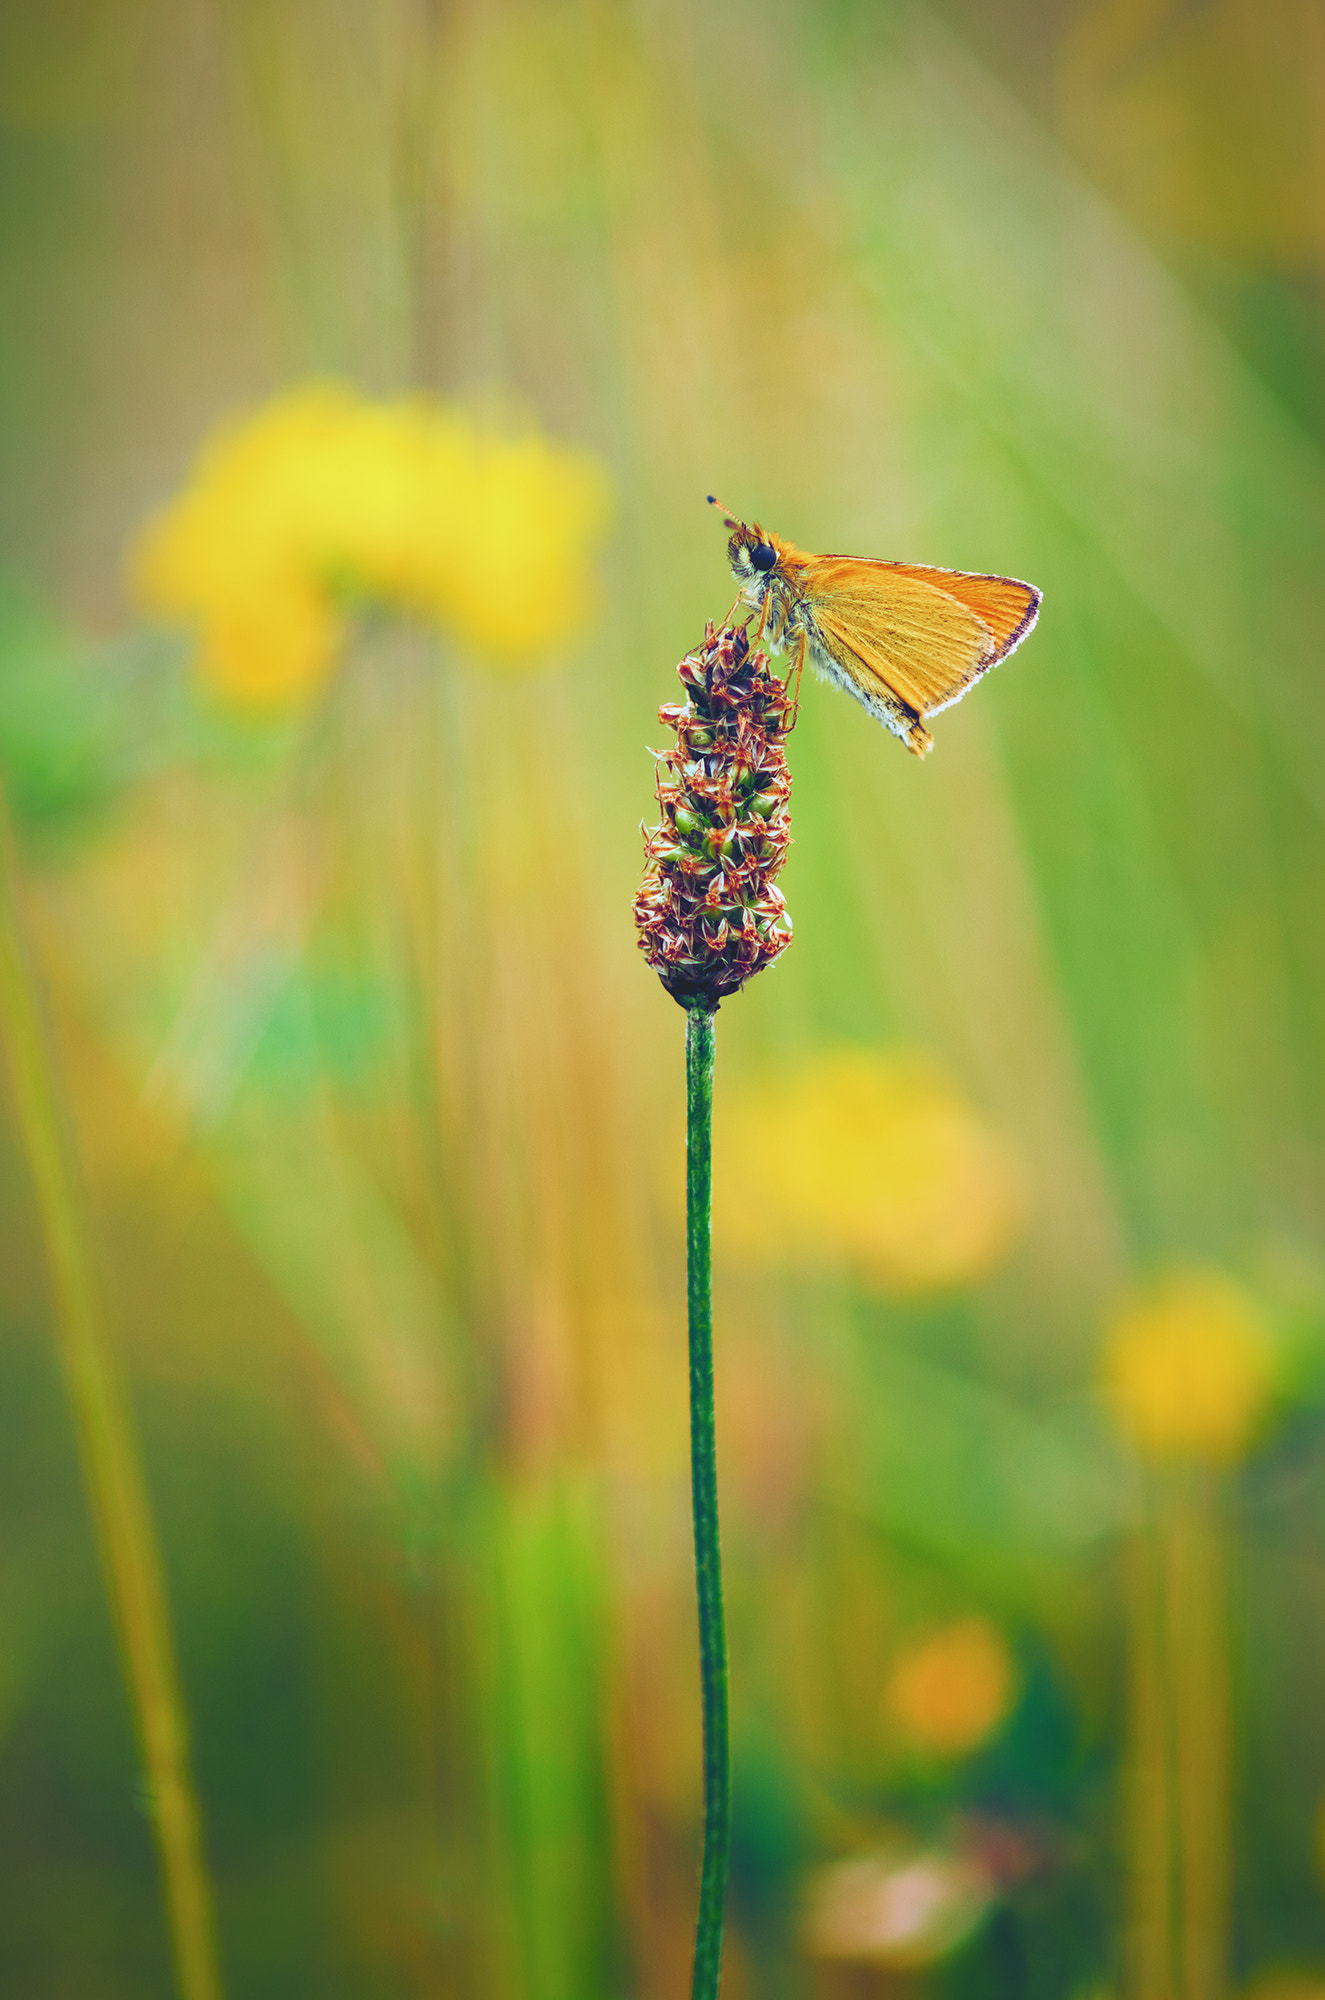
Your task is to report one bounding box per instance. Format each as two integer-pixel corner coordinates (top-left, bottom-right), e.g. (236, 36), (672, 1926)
(766, 586), (796, 656)
(782, 627), (806, 725)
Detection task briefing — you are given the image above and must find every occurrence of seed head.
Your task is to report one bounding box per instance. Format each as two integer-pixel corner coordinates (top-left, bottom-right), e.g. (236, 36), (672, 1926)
(634, 621), (794, 1009)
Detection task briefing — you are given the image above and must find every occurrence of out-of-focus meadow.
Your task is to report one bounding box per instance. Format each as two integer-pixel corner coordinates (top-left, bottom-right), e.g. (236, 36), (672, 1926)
(4, 1), (1325, 1995)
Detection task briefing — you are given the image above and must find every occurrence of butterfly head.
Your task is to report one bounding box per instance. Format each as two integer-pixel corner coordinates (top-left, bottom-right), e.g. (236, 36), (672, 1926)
(706, 495), (779, 586)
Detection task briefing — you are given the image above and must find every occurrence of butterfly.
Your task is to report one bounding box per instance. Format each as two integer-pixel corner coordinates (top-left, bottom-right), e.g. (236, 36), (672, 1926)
(708, 497), (1042, 756)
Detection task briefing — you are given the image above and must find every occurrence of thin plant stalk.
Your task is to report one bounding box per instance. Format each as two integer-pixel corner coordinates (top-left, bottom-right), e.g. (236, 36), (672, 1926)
(0, 796), (224, 2000)
(685, 1003), (729, 2000)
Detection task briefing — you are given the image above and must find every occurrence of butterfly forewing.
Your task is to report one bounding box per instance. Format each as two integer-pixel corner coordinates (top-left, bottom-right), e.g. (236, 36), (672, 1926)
(806, 564), (997, 715)
(875, 562), (1041, 659)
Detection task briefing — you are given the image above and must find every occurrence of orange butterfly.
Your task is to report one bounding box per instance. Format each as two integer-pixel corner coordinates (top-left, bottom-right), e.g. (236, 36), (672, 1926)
(708, 497), (1042, 757)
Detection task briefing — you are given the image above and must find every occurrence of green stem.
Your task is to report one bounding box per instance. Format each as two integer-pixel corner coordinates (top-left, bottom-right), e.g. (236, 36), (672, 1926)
(685, 1004), (728, 2000)
(0, 795), (224, 2000)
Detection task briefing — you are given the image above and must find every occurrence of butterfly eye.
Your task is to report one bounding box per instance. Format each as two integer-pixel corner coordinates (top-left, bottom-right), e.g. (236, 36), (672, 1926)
(750, 541), (777, 572)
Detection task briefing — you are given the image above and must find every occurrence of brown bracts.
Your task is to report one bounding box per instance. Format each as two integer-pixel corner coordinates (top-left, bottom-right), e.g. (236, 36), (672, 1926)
(634, 622), (794, 1008)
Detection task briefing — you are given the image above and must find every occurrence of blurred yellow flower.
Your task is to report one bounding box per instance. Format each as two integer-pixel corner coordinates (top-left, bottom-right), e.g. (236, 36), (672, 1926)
(885, 1617), (1016, 1757)
(1100, 1268), (1274, 1464)
(128, 381), (612, 709)
(717, 1047), (1022, 1293)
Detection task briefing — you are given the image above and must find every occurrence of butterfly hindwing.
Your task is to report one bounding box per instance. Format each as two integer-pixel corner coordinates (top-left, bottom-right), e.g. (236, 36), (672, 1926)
(874, 562), (1042, 662)
(805, 563), (998, 715)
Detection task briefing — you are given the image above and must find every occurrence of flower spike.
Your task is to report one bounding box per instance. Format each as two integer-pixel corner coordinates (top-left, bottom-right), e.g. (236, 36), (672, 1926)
(634, 622), (794, 1009)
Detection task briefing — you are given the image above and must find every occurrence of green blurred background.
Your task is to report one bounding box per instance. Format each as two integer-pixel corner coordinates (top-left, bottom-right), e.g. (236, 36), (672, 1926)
(4, 1), (1325, 1995)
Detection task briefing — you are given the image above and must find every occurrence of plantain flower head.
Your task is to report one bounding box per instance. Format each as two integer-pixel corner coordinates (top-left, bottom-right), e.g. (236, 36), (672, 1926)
(634, 621), (794, 1009)
(128, 381), (611, 709)
(1100, 1267), (1275, 1463)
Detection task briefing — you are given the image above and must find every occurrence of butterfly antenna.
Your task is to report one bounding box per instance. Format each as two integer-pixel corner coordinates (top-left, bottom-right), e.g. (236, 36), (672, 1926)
(706, 493), (742, 530)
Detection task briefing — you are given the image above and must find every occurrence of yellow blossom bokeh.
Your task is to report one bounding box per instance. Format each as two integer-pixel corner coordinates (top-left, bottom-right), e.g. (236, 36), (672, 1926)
(884, 1617), (1017, 1758)
(1100, 1268), (1275, 1464)
(716, 1048), (1023, 1294)
(128, 382), (612, 708)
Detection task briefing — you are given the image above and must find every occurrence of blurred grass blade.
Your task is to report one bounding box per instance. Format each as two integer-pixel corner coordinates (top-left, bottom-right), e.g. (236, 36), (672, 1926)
(473, 1474), (618, 2000)
(0, 786), (224, 2000)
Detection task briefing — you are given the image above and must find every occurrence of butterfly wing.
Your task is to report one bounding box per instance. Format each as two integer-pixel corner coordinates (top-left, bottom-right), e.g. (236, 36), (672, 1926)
(874, 562), (1042, 670)
(787, 554), (1039, 748)
(802, 560), (996, 713)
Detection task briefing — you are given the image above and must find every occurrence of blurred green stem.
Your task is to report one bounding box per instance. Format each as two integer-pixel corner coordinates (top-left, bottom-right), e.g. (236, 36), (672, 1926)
(1126, 1467), (1228, 2000)
(686, 1005), (729, 2000)
(0, 794), (224, 2000)
(1165, 1467), (1227, 2000)
(1126, 1520), (1175, 2000)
